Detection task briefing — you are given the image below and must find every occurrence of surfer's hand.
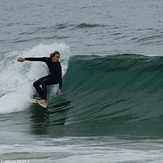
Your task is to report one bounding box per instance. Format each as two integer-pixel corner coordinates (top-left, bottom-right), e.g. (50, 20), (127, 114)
(58, 88), (62, 95)
(17, 57), (25, 62)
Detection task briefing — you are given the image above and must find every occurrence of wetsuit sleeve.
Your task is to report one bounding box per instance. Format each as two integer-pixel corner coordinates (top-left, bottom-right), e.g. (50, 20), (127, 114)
(25, 57), (49, 63)
(58, 63), (62, 89)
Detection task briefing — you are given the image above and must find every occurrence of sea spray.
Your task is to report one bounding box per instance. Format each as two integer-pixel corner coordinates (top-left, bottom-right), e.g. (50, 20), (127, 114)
(0, 43), (71, 113)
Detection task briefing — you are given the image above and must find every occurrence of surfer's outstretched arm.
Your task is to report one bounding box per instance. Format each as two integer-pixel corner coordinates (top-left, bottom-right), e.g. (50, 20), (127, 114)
(17, 57), (48, 62)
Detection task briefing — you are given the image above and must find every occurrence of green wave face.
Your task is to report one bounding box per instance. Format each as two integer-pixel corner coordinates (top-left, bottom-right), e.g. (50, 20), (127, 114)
(52, 54), (163, 137)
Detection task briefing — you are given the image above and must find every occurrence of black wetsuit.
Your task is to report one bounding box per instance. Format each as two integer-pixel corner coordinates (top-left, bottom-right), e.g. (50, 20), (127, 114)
(25, 57), (62, 100)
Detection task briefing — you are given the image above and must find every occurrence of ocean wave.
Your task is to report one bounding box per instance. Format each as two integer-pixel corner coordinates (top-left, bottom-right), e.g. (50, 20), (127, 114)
(53, 54), (163, 135)
(2, 51), (163, 135)
(75, 23), (106, 29)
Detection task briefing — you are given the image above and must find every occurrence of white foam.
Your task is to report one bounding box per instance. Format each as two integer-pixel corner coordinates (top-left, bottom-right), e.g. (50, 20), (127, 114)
(0, 42), (71, 114)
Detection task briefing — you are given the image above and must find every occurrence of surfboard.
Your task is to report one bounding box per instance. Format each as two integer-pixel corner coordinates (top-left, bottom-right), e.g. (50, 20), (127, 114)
(36, 100), (47, 108)
(29, 99), (37, 103)
(29, 99), (47, 108)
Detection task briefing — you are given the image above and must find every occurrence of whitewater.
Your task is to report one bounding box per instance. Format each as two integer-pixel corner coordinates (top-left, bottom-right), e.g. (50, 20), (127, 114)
(1, 0), (163, 162)
(0, 43), (70, 113)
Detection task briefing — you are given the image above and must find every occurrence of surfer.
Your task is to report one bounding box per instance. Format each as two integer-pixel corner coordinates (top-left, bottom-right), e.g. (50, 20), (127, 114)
(17, 51), (62, 107)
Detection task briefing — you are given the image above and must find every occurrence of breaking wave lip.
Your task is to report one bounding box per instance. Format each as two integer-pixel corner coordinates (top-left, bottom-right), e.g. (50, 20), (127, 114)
(0, 42), (71, 114)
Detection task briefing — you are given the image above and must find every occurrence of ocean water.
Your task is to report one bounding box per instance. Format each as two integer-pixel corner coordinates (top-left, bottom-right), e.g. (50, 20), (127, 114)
(1, 0), (163, 162)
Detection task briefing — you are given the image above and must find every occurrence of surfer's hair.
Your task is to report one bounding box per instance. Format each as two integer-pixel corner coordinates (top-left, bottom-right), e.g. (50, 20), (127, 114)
(50, 51), (60, 58)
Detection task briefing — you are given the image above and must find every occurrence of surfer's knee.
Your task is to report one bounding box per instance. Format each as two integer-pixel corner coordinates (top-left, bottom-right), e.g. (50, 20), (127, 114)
(41, 80), (47, 86)
(33, 81), (38, 87)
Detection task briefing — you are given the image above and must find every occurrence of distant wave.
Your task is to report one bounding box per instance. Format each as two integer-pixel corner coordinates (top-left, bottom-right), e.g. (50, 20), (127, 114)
(75, 23), (106, 28)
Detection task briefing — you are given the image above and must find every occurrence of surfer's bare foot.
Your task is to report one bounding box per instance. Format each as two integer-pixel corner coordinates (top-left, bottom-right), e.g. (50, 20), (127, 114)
(36, 99), (47, 105)
(35, 97), (41, 100)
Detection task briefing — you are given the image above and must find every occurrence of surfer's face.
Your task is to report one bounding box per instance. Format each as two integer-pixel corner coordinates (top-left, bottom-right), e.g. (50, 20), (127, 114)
(52, 54), (60, 62)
